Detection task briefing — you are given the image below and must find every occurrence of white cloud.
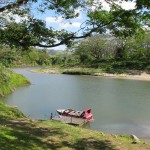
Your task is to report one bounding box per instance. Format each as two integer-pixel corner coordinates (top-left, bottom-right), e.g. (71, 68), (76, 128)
(13, 14), (28, 23)
(102, 1), (111, 11)
(45, 16), (81, 29)
(60, 22), (81, 29)
(117, 0), (136, 10)
(91, 0), (136, 11)
(52, 45), (66, 50)
(91, 0), (110, 11)
(45, 16), (63, 23)
(143, 25), (150, 30)
(1, 12), (28, 23)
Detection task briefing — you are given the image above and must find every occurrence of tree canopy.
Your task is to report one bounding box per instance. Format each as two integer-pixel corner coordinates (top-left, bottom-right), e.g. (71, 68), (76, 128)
(0, 0), (150, 49)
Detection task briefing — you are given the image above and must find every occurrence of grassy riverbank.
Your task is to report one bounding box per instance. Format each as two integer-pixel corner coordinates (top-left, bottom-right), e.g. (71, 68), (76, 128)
(32, 67), (150, 81)
(0, 65), (30, 96)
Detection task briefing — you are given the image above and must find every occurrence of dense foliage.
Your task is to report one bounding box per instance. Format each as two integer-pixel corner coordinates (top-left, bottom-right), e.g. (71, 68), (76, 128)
(0, 46), (49, 66)
(71, 32), (150, 71)
(0, 0), (150, 49)
(0, 45), (77, 67)
(0, 30), (150, 71)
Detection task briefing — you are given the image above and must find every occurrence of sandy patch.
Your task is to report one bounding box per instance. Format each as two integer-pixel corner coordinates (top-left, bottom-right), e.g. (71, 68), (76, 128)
(95, 72), (150, 81)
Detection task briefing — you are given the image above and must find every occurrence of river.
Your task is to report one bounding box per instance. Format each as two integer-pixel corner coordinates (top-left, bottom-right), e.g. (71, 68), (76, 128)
(2, 68), (150, 139)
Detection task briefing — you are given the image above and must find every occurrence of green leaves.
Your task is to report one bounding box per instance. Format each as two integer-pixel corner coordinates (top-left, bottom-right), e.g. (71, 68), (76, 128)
(135, 0), (150, 9)
(0, 0), (150, 49)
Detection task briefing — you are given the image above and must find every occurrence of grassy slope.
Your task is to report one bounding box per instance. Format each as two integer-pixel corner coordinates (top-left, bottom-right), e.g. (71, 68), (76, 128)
(1, 68), (150, 149)
(0, 70), (30, 96)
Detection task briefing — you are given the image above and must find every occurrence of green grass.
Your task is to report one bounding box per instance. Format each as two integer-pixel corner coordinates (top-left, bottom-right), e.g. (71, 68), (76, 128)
(62, 68), (103, 75)
(34, 67), (104, 75)
(0, 101), (25, 120)
(0, 68), (30, 96)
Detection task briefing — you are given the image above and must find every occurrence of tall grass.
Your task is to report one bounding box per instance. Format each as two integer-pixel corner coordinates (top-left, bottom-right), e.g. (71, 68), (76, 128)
(0, 64), (30, 96)
(62, 68), (104, 75)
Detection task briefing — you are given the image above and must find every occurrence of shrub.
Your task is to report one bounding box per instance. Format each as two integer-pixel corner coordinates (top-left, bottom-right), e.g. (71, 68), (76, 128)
(0, 64), (11, 86)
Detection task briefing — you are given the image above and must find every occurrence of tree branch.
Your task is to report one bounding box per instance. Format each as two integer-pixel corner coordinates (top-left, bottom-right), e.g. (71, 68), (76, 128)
(35, 15), (119, 48)
(0, 0), (29, 12)
(35, 26), (102, 48)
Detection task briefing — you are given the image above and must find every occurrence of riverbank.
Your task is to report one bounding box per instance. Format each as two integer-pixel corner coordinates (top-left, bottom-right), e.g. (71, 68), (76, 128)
(0, 66), (30, 97)
(32, 67), (150, 81)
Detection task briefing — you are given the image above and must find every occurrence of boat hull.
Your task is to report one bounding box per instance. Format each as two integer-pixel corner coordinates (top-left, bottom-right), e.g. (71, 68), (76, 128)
(56, 108), (93, 121)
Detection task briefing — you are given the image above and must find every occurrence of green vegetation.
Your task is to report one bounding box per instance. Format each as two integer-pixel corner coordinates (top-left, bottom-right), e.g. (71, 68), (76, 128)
(1, 1), (149, 49)
(0, 1), (150, 149)
(71, 33), (150, 72)
(0, 31), (149, 75)
(0, 46), (52, 67)
(1, 32), (150, 73)
(29, 32), (150, 76)
(0, 64), (30, 96)
(0, 101), (25, 120)
(62, 68), (103, 75)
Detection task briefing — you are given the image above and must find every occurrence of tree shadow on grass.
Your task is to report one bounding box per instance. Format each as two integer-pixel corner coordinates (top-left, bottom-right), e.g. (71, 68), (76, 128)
(0, 120), (68, 150)
(72, 137), (118, 150)
(0, 120), (118, 150)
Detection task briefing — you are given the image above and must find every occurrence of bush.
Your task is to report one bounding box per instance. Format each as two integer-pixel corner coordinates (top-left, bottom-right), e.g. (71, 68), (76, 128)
(0, 64), (11, 86)
(105, 65), (115, 73)
(146, 65), (150, 74)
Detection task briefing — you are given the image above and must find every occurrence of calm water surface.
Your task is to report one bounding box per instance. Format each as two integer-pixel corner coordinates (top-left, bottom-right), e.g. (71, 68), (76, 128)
(2, 68), (150, 138)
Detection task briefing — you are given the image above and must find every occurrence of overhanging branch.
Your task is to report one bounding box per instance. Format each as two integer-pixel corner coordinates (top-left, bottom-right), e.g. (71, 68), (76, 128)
(0, 0), (29, 12)
(35, 26), (101, 48)
(35, 16), (119, 48)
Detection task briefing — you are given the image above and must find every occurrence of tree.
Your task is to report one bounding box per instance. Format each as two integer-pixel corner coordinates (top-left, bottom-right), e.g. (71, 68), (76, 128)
(0, 45), (18, 66)
(74, 34), (118, 63)
(0, 0), (150, 49)
(28, 47), (39, 64)
(124, 32), (150, 61)
(37, 50), (51, 65)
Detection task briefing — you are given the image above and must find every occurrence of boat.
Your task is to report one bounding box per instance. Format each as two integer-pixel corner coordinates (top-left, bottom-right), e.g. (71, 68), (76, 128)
(56, 108), (93, 121)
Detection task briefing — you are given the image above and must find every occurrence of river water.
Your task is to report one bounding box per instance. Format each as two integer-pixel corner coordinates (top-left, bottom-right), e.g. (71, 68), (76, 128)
(2, 68), (150, 138)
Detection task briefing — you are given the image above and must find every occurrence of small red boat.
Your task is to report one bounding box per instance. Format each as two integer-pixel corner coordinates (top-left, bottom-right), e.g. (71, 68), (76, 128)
(56, 108), (93, 121)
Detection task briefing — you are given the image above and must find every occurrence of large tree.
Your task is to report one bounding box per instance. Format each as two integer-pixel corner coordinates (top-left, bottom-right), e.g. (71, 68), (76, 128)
(0, 0), (150, 49)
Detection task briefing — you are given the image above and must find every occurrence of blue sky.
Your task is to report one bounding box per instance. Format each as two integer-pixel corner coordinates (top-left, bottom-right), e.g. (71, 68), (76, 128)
(30, 1), (87, 50)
